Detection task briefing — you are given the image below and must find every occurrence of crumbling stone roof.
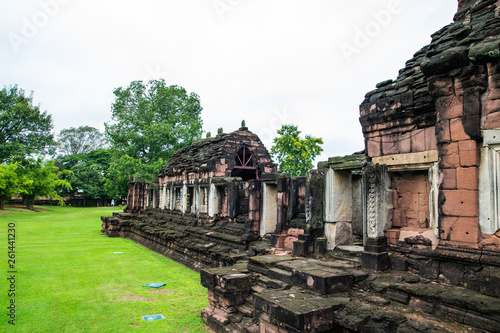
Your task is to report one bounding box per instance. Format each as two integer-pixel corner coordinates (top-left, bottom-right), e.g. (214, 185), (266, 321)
(159, 127), (274, 177)
(359, 0), (499, 132)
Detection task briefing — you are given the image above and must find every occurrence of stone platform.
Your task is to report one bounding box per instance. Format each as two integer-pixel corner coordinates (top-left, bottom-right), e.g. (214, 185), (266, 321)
(101, 211), (264, 271)
(201, 252), (500, 333)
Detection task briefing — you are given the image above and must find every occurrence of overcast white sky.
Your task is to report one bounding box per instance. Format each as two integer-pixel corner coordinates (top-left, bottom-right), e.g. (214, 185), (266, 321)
(1, 0), (458, 164)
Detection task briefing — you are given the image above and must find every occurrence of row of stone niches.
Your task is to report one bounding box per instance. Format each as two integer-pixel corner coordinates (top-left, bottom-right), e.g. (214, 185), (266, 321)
(146, 181), (227, 217)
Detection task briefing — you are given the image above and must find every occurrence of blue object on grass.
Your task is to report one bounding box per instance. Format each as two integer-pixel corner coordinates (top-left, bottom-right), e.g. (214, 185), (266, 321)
(141, 314), (166, 321)
(143, 283), (166, 288)
(111, 252), (123, 254)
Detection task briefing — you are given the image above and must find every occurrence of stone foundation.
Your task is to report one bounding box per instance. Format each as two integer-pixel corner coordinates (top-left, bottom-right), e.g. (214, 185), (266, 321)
(201, 252), (500, 333)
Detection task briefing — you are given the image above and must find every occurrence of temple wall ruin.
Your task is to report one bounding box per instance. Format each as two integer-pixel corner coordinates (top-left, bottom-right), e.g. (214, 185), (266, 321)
(359, 0), (500, 274)
(101, 1), (500, 331)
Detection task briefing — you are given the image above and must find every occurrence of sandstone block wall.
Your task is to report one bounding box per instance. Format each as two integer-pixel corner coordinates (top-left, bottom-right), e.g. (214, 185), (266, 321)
(360, 0), (500, 249)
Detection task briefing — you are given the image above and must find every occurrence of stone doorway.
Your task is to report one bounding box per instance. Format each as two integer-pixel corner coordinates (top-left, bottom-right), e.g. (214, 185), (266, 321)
(261, 183), (277, 237)
(390, 171), (430, 230)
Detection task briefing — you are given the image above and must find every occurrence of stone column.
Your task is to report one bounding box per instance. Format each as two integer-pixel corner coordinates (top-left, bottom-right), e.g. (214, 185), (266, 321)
(169, 186), (175, 211)
(208, 183), (218, 217)
(181, 183), (187, 213)
(361, 163), (392, 271)
(161, 184), (167, 209)
(193, 185), (200, 215)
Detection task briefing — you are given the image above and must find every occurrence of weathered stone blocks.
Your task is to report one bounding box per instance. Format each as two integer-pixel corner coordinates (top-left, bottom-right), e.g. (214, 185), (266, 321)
(254, 287), (350, 332)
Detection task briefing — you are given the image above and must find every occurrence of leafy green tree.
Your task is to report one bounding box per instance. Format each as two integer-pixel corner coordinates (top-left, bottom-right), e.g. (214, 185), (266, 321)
(270, 124), (323, 177)
(66, 162), (106, 200)
(0, 85), (56, 163)
(55, 149), (111, 172)
(104, 155), (146, 199)
(105, 79), (203, 163)
(17, 159), (72, 209)
(55, 149), (112, 201)
(0, 163), (32, 210)
(104, 79), (203, 196)
(57, 126), (105, 156)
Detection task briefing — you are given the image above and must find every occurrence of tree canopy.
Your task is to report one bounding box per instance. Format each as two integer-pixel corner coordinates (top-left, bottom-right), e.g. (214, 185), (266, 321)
(270, 124), (323, 177)
(0, 85), (56, 162)
(105, 79), (203, 163)
(57, 126), (105, 156)
(104, 79), (204, 197)
(0, 163), (32, 210)
(16, 158), (71, 209)
(55, 149), (112, 201)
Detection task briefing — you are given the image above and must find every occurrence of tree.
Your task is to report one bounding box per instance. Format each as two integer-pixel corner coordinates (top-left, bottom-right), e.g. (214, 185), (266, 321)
(17, 159), (72, 209)
(105, 79), (203, 163)
(0, 163), (32, 210)
(104, 79), (203, 197)
(0, 85), (56, 163)
(57, 126), (105, 156)
(270, 124), (323, 177)
(55, 149), (112, 201)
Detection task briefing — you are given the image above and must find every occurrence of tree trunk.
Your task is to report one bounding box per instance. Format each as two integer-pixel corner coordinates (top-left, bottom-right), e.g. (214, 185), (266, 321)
(24, 196), (35, 210)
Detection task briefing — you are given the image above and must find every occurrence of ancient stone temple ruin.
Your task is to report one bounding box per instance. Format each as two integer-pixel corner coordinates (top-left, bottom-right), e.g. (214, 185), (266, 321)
(102, 1), (500, 332)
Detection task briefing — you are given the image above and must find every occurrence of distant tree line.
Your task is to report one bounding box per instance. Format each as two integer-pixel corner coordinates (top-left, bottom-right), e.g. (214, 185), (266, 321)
(0, 79), (321, 210)
(0, 79), (203, 209)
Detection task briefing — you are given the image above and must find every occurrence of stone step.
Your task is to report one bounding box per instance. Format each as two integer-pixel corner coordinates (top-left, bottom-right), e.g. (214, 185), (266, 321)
(248, 255), (357, 295)
(236, 302), (254, 317)
(275, 259), (355, 295)
(233, 318), (260, 333)
(251, 285), (266, 294)
(366, 274), (500, 332)
(247, 254), (294, 275)
(253, 284), (487, 333)
(257, 275), (290, 290)
(249, 240), (272, 255)
(253, 286), (350, 332)
(268, 267), (293, 284)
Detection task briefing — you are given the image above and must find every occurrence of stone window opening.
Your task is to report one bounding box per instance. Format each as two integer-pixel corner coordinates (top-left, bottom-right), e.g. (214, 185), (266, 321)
(199, 187), (208, 214)
(231, 145), (259, 181)
(186, 187), (195, 214)
(208, 184), (226, 218)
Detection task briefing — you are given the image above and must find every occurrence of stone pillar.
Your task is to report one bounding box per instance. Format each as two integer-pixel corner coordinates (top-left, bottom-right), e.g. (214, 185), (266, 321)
(161, 184), (167, 209)
(193, 185), (200, 214)
(305, 169), (325, 229)
(208, 183), (218, 217)
(361, 163), (392, 271)
(479, 129), (500, 234)
(181, 183), (187, 213)
(247, 180), (261, 239)
(170, 186), (175, 211)
(227, 183), (239, 219)
(324, 168), (353, 250)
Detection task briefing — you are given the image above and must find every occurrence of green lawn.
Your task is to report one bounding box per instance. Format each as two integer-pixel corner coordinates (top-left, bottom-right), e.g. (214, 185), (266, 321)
(0, 206), (211, 332)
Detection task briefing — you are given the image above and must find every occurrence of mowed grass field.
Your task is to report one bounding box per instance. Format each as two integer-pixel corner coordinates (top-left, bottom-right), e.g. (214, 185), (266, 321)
(0, 206), (211, 332)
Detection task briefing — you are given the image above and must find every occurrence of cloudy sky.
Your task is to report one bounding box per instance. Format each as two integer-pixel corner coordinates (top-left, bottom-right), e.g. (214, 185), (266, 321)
(1, 0), (458, 164)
